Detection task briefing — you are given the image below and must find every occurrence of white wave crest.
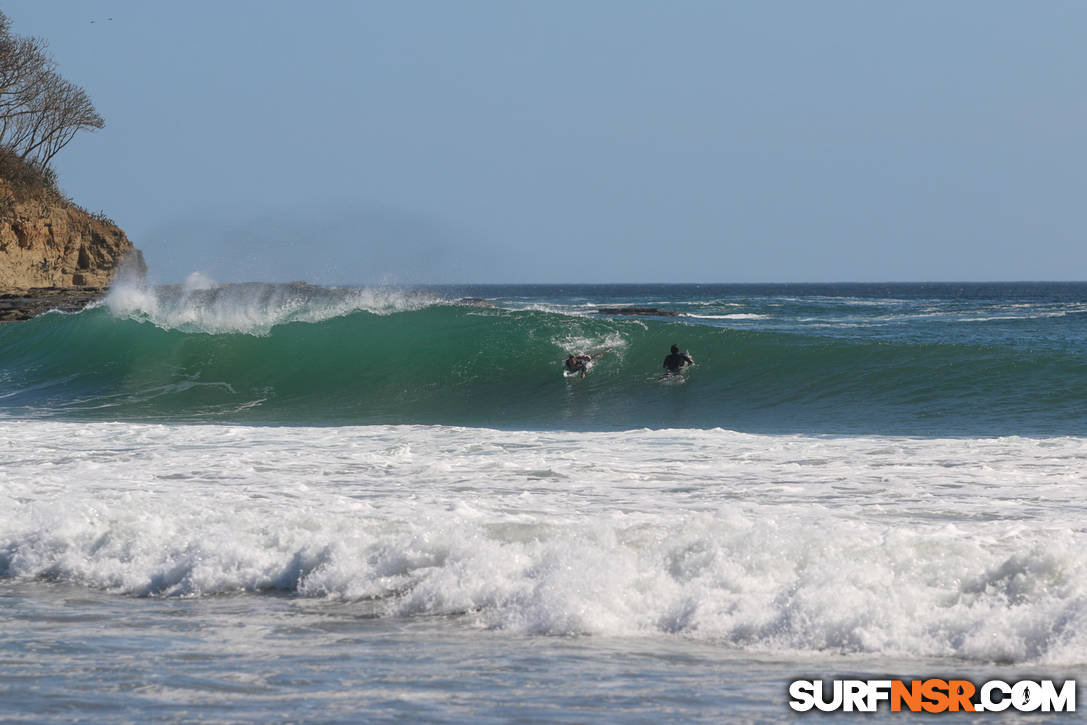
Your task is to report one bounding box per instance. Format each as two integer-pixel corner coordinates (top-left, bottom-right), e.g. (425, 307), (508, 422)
(102, 275), (441, 335)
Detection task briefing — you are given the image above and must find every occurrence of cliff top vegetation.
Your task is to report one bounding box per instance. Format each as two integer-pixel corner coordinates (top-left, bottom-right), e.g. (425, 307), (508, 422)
(0, 10), (103, 192)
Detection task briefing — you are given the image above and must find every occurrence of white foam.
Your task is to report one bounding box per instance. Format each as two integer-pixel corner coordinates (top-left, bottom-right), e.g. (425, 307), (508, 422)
(959, 313), (1072, 322)
(2, 421), (1086, 664)
(551, 329), (628, 360)
(682, 313), (768, 320)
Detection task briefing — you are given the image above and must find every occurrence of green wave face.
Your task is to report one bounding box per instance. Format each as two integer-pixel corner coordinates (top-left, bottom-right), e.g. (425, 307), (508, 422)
(2, 285), (1086, 434)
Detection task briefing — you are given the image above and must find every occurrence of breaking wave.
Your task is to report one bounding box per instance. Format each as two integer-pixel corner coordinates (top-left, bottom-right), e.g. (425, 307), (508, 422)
(1, 281), (1085, 434)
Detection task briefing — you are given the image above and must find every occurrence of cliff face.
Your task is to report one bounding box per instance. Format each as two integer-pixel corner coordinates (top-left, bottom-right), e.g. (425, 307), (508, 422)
(0, 177), (143, 291)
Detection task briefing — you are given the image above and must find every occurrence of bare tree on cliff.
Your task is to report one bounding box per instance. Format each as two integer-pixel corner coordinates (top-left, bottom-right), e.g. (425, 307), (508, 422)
(0, 12), (104, 171)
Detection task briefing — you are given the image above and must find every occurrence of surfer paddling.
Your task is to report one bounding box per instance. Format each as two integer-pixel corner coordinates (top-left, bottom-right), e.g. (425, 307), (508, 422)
(564, 351), (607, 378)
(662, 344), (693, 375)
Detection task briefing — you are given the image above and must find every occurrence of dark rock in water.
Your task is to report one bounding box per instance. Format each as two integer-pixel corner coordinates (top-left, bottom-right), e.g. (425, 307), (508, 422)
(457, 297), (496, 308)
(595, 307), (678, 317)
(0, 286), (107, 322)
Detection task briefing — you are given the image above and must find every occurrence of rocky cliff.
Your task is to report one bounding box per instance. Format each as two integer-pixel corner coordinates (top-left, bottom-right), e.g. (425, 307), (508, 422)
(0, 173), (143, 292)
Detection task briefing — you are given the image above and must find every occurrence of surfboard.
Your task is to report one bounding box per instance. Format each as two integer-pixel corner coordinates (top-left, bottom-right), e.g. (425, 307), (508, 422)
(563, 360), (593, 378)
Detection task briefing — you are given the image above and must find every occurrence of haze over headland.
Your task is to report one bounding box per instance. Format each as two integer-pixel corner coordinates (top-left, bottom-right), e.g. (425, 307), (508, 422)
(5, 0), (1086, 284)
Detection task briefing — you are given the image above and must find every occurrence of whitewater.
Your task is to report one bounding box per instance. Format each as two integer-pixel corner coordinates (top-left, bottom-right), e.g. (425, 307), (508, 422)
(2, 280), (1086, 722)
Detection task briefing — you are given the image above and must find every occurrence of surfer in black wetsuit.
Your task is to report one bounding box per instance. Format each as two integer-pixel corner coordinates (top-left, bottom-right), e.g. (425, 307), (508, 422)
(565, 353), (594, 378)
(662, 344), (693, 374)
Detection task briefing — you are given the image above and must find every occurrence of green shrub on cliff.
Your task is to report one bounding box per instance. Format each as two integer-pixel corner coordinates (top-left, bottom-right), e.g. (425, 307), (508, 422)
(0, 147), (64, 213)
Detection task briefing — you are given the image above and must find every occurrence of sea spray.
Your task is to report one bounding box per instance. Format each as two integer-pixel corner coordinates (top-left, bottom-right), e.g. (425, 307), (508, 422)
(101, 275), (440, 334)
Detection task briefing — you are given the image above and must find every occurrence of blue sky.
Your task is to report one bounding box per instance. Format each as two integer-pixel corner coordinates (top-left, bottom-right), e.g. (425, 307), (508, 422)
(4, 1), (1085, 283)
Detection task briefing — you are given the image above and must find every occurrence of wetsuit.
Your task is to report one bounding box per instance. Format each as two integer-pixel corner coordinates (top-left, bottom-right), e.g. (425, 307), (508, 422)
(662, 352), (693, 374)
(565, 355), (592, 374)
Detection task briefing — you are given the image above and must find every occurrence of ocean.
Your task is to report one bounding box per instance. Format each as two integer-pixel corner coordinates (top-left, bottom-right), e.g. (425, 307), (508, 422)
(1, 280), (1086, 722)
